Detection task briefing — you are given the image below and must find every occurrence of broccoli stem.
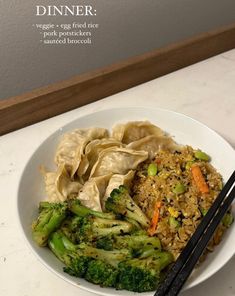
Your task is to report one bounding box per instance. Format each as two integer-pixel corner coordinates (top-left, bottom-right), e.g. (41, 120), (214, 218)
(69, 199), (116, 219)
(48, 231), (92, 277)
(91, 217), (133, 236)
(124, 199), (150, 228)
(39, 201), (54, 211)
(48, 231), (68, 262)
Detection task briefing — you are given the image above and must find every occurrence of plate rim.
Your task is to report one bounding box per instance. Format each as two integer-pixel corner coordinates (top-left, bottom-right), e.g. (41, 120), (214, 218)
(17, 106), (235, 295)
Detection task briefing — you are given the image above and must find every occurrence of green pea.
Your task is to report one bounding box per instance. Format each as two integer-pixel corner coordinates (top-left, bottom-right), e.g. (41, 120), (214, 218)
(222, 213), (234, 227)
(169, 216), (181, 229)
(172, 183), (186, 194)
(185, 161), (195, 170)
(194, 150), (210, 161)
(200, 208), (208, 216)
(147, 163), (158, 176)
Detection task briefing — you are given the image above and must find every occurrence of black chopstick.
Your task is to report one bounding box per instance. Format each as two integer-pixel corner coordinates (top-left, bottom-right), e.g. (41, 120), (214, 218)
(154, 170), (235, 296)
(165, 182), (235, 296)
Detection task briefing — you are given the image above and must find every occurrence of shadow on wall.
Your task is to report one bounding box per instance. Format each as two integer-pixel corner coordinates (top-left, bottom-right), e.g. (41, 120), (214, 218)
(1, 0), (235, 99)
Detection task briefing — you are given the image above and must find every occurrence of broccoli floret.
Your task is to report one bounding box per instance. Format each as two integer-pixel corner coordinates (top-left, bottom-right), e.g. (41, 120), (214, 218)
(61, 211), (134, 245)
(105, 186), (150, 228)
(85, 260), (118, 287)
(49, 230), (131, 272)
(116, 233), (162, 259)
(77, 216), (134, 243)
(32, 202), (67, 246)
(118, 260), (158, 292)
(79, 243), (131, 267)
(63, 258), (91, 278)
(69, 199), (116, 219)
(48, 231), (92, 277)
(49, 231), (173, 292)
(148, 251), (174, 271)
(117, 253), (173, 292)
(60, 216), (83, 243)
(49, 231), (125, 278)
(96, 231), (161, 254)
(96, 236), (114, 250)
(115, 231), (161, 252)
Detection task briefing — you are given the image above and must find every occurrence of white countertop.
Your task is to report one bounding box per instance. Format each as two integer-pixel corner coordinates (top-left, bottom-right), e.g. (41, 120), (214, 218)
(1, 49), (235, 296)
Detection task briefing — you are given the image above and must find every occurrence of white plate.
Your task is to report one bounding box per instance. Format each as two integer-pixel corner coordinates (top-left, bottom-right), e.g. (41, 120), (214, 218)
(17, 107), (235, 296)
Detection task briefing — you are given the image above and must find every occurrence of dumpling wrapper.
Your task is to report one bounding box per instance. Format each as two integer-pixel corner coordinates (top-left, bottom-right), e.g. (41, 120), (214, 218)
(127, 135), (180, 159)
(41, 165), (82, 202)
(112, 121), (164, 144)
(78, 174), (112, 212)
(79, 138), (123, 180)
(54, 127), (108, 177)
(102, 170), (135, 209)
(90, 147), (148, 178)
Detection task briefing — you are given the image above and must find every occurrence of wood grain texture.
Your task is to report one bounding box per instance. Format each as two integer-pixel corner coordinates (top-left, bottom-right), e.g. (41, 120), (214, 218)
(1, 22), (235, 135)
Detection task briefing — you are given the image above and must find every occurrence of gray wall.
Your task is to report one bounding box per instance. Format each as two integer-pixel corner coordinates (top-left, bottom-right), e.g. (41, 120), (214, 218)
(1, 0), (235, 100)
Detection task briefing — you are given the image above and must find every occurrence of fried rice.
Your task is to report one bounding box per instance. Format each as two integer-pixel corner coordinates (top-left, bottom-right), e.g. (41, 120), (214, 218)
(132, 146), (229, 260)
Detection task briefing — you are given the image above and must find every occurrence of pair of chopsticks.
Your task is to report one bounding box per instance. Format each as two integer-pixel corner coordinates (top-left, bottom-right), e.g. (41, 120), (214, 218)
(154, 170), (235, 296)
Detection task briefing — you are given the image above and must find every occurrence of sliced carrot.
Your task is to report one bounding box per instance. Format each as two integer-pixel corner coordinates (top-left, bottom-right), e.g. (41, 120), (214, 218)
(148, 201), (161, 236)
(155, 158), (161, 164)
(191, 165), (209, 194)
